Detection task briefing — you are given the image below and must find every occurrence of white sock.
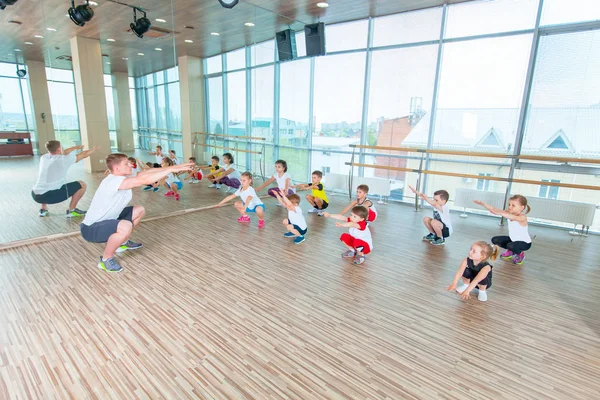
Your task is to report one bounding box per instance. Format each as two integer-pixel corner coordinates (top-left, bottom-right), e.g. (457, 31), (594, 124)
(456, 283), (469, 294)
(478, 290), (488, 302)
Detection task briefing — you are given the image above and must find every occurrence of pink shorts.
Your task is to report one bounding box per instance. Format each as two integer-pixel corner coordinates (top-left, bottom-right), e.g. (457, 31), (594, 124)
(340, 233), (371, 255)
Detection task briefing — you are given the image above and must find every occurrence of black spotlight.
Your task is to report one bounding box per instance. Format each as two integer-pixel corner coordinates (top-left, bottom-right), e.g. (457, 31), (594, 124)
(0, 0), (19, 10)
(68, 0), (94, 27)
(218, 0), (239, 9)
(130, 8), (151, 38)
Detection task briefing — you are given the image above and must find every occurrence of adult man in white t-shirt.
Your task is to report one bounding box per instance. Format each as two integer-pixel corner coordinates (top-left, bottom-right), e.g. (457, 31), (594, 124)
(31, 140), (100, 218)
(81, 153), (193, 272)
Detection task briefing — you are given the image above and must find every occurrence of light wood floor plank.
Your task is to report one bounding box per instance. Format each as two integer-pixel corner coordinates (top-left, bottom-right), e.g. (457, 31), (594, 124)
(1, 193), (599, 399)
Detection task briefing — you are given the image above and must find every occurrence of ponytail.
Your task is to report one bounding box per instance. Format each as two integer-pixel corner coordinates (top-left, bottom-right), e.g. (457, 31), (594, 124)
(525, 204), (531, 214)
(490, 245), (499, 261)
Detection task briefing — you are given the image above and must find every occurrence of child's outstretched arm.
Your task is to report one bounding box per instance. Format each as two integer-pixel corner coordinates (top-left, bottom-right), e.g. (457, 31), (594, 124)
(322, 212), (345, 221)
(339, 200), (358, 216)
(408, 184), (440, 210)
(216, 193), (237, 207)
(274, 191), (296, 212)
(461, 266), (492, 300)
(447, 258), (468, 292)
(472, 200), (526, 222)
(255, 176), (275, 193)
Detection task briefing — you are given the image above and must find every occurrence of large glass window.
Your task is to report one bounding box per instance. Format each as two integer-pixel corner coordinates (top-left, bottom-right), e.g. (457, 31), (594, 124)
(156, 85), (167, 129)
(279, 59), (310, 147)
(206, 55), (222, 74)
(207, 76), (223, 132)
(104, 74), (117, 150)
(251, 40), (275, 66)
(167, 82), (181, 131)
(434, 35), (532, 149)
(445, 0), (538, 39)
(226, 49), (246, 71)
(373, 7), (443, 47)
(0, 77), (28, 131)
(227, 71), (246, 135)
(541, 0), (600, 26)
(521, 30), (600, 157)
(312, 52), (366, 148)
(250, 66), (274, 142)
(326, 20), (369, 52)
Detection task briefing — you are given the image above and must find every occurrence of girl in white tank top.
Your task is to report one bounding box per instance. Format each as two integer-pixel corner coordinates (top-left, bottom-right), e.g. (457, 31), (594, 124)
(473, 194), (532, 265)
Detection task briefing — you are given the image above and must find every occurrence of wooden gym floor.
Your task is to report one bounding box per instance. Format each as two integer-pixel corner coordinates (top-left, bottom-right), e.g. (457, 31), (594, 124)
(1, 185), (599, 399)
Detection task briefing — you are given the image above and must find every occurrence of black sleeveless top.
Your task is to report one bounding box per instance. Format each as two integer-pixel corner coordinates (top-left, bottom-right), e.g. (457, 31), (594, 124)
(467, 258), (492, 273)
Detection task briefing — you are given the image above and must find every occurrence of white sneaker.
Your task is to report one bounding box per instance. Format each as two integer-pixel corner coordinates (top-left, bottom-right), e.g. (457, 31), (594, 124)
(456, 284), (469, 294)
(477, 290), (488, 302)
(276, 203), (283, 207)
(308, 208), (319, 213)
(216, 184), (222, 189)
(208, 183), (217, 188)
(189, 179), (198, 184)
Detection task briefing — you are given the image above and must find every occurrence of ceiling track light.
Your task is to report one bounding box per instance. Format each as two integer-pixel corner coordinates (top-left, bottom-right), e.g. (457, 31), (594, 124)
(68, 0), (94, 26)
(218, 0), (238, 9)
(130, 7), (151, 38)
(0, 0), (19, 11)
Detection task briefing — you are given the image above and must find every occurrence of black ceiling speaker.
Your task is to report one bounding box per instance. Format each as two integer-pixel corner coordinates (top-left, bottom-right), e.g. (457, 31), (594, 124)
(68, 0), (94, 27)
(218, 0), (239, 9)
(0, 0), (19, 10)
(130, 8), (151, 38)
(305, 22), (326, 57)
(276, 29), (297, 62)
(17, 69), (27, 78)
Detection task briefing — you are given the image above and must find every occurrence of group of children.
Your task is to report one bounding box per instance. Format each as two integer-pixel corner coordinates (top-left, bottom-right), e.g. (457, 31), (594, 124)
(139, 150), (533, 298)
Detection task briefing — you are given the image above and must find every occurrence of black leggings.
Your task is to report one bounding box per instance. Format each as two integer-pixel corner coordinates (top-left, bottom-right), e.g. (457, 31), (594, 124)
(491, 236), (532, 254)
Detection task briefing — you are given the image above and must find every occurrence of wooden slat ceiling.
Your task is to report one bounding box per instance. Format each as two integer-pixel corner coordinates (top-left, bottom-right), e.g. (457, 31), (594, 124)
(0, 0), (472, 77)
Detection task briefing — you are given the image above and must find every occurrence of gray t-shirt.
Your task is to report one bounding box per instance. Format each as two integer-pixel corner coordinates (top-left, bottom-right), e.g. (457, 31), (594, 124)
(82, 174), (132, 226)
(32, 152), (77, 194)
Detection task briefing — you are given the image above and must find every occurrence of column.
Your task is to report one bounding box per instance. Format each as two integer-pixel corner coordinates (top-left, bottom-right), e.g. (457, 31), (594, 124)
(178, 55), (205, 161)
(70, 36), (111, 172)
(26, 60), (55, 154)
(112, 72), (134, 152)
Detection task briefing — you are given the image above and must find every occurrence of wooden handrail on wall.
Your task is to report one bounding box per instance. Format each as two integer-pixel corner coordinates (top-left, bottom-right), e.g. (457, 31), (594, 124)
(349, 144), (600, 165)
(138, 127), (183, 134)
(208, 145), (262, 155)
(194, 132), (267, 141)
(346, 162), (600, 191)
(138, 134), (182, 143)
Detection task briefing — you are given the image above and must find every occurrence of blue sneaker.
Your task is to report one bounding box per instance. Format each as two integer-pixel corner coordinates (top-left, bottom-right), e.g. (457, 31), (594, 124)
(294, 235), (305, 244)
(116, 240), (143, 253)
(98, 257), (123, 272)
(284, 232), (296, 238)
(143, 186), (153, 191)
(153, 187), (159, 192)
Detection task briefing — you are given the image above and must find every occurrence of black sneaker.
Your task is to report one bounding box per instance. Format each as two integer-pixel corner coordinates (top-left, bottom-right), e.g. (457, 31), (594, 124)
(423, 233), (436, 241)
(39, 209), (49, 217)
(431, 237), (445, 246)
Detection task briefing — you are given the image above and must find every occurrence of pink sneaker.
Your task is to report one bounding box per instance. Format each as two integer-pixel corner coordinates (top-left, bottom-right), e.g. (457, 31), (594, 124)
(164, 191), (174, 197)
(237, 215), (251, 223)
(174, 193), (180, 201)
(500, 250), (513, 259)
(258, 219), (265, 229)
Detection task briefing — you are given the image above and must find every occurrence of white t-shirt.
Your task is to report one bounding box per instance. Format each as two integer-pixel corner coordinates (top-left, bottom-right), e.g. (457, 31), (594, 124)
(235, 186), (263, 208)
(223, 163), (241, 181)
(433, 204), (453, 234)
(288, 205), (307, 230)
(155, 154), (164, 164)
(348, 219), (373, 250)
(272, 172), (295, 193)
(508, 219), (531, 243)
(165, 173), (180, 185)
(82, 175), (132, 226)
(170, 156), (179, 165)
(32, 152), (77, 194)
